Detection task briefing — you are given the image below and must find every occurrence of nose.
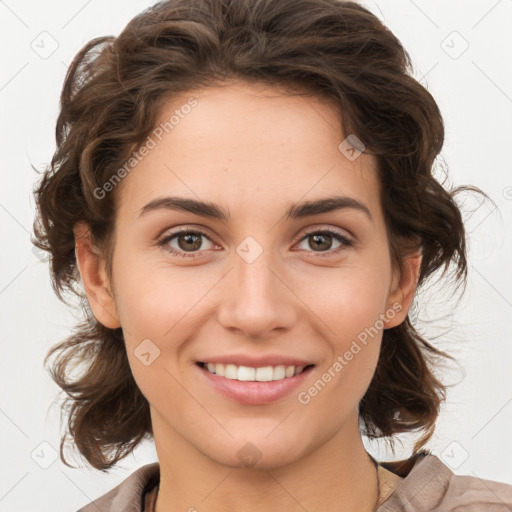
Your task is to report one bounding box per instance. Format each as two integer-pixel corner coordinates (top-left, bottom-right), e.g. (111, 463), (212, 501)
(216, 247), (298, 340)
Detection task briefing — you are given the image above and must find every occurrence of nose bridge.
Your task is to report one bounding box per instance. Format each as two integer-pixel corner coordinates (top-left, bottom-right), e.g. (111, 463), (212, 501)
(216, 237), (297, 338)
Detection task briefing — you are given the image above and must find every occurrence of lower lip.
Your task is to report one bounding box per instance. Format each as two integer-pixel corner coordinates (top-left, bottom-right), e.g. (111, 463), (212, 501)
(197, 364), (314, 405)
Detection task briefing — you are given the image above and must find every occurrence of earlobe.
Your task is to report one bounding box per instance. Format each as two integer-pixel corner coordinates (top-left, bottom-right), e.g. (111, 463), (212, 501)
(74, 222), (121, 329)
(383, 251), (422, 329)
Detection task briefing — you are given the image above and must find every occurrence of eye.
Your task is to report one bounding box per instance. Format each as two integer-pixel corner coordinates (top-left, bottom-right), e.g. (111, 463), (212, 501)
(157, 227), (354, 259)
(157, 229), (216, 259)
(295, 228), (353, 257)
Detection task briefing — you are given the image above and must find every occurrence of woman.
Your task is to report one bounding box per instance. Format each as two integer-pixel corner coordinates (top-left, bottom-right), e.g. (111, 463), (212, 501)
(32, 0), (512, 510)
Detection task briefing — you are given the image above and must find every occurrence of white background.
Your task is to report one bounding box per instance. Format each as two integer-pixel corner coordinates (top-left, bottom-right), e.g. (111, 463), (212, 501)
(1, 0), (511, 510)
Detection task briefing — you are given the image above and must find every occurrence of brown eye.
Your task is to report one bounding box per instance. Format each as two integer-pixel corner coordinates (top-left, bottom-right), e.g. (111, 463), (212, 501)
(308, 233), (334, 251)
(296, 229), (353, 256)
(158, 230), (215, 258)
(176, 233), (203, 251)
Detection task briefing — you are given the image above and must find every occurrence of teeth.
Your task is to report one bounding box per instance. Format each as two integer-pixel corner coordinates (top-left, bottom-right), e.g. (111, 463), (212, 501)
(238, 366), (255, 381)
(203, 363), (308, 381)
(225, 364), (238, 379)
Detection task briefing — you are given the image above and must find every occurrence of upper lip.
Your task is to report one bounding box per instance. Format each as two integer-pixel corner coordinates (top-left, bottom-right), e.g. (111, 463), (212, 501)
(197, 354), (314, 368)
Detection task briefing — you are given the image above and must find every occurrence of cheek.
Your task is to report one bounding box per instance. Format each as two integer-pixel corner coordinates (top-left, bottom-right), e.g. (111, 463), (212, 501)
(304, 298), (384, 422)
(316, 265), (390, 337)
(112, 259), (217, 392)
(307, 265), (388, 395)
(112, 251), (196, 336)
(114, 261), (188, 402)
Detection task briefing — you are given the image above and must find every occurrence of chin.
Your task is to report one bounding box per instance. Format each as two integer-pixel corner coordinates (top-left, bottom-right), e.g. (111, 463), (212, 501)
(200, 429), (312, 470)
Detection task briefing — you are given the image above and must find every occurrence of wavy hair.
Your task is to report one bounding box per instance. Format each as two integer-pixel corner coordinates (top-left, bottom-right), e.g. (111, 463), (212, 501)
(32, 0), (488, 471)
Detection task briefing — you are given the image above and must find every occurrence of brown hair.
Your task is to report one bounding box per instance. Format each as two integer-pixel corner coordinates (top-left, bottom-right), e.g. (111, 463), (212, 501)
(32, 0), (489, 471)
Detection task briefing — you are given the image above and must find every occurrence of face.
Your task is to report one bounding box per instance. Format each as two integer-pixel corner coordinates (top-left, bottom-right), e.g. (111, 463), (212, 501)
(76, 80), (419, 470)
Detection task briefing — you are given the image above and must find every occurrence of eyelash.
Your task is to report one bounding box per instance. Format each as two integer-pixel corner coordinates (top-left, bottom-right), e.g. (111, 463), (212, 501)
(157, 227), (354, 259)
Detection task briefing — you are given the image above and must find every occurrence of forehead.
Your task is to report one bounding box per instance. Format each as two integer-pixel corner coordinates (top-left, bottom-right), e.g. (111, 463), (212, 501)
(116, 80), (382, 224)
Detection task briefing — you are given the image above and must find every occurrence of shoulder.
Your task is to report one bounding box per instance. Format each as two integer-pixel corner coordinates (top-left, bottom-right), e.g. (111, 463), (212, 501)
(378, 451), (512, 511)
(75, 462), (160, 512)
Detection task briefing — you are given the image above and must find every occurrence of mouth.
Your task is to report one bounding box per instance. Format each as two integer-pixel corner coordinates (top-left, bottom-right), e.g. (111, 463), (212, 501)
(197, 361), (314, 382)
(196, 361), (315, 404)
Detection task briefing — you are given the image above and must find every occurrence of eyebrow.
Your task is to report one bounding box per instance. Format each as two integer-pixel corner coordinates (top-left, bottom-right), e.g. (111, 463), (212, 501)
(138, 195), (373, 223)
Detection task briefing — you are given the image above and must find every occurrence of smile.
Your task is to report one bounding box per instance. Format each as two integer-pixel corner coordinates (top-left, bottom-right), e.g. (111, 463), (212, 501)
(199, 362), (311, 382)
(197, 360), (315, 404)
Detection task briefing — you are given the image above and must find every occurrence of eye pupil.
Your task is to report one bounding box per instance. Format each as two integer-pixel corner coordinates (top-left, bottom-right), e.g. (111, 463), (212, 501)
(178, 233), (202, 251)
(310, 234), (332, 251)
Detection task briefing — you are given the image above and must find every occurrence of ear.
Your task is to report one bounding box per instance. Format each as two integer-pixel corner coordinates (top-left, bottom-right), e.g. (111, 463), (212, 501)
(73, 221), (121, 329)
(383, 250), (422, 329)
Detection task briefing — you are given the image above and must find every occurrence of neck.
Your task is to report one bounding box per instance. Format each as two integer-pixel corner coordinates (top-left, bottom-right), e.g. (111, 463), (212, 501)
(152, 410), (383, 512)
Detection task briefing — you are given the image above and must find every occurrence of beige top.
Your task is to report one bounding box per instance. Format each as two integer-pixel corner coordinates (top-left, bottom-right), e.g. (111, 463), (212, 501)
(76, 450), (512, 511)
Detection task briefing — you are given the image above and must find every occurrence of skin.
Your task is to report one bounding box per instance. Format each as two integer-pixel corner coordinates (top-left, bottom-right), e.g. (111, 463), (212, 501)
(74, 80), (420, 511)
